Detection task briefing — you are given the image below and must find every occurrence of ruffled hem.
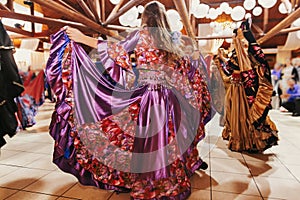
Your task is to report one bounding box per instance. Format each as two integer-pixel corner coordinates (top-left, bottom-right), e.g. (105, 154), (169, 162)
(223, 117), (278, 152)
(49, 102), (129, 192)
(250, 76), (273, 126)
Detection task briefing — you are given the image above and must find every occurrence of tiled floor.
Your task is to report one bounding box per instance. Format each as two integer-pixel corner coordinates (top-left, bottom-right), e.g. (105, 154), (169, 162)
(1, 101), (300, 200)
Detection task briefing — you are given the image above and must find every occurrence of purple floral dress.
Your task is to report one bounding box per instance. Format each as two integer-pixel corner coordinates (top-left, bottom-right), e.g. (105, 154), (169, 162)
(46, 28), (211, 199)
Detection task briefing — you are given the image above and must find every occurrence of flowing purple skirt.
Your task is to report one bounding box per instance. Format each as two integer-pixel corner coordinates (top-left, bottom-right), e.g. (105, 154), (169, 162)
(46, 30), (211, 199)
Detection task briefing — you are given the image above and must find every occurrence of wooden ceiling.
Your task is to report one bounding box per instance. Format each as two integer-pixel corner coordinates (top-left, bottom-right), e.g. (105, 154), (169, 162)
(1, 0), (300, 50)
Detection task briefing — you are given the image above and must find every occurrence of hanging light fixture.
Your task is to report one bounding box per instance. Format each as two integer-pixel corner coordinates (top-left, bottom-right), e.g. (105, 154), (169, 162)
(216, 7), (223, 15)
(278, 1), (292, 14)
(220, 2), (230, 12)
(166, 9), (181, 21)
(258, 0), (277, 9)
(224, 6), (233, 15)
(193, 4), (210, 19)
(245, 13), (252, 19)
(169, 20), (183, 31)
(110, 0), (120, 5)
(231, 6), (246, 21)
(208, 8), (218, 20)
(137, 5), (144, 13)
(243, 0), (256, 11)
(252, 6), (263, 16)
(166, 9), (183, 31)
(119, 6), (139, 27)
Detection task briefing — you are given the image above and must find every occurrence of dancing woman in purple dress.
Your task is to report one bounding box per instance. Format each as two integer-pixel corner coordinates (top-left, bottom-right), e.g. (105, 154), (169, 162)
(47, 1), (211, 199)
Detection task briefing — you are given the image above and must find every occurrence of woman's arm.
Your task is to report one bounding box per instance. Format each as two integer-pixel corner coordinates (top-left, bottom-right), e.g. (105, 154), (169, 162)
(65, 26), (98, 48)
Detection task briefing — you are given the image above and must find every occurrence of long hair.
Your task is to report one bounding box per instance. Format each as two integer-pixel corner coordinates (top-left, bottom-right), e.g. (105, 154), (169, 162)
(141, 1), (184, 58)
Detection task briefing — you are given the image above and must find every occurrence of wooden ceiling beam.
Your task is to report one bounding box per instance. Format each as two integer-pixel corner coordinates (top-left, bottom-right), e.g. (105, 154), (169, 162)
(291, 0), (296, 10)
(6, 0), (13, 10)
(87, 0), (102, 23)
(56, 0), (79, 13)
(101, 0), (105, 22)
(195, 35), (232, 40)
(0, 2), (11, 11)
(76, 0), (96, 21)
(105, 0), (125, 24)
(103, 0), (146, 26)
(106, 24), (136, 32)
(0, 10), (91, 32)
(4, 25), (33, 37)
(279, 25), (300, 34)
(263, 8), (269, 33)
(258, 7), (300, 44)
(30, 0), (120, 38)
(252, 23), (264, 36)
(173, 0), (196, 39)
(195, 26), (300, 40)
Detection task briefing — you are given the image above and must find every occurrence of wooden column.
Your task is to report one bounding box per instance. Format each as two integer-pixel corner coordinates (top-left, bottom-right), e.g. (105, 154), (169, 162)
(258, 7), (300, 44)
(173, 0), (196, 39)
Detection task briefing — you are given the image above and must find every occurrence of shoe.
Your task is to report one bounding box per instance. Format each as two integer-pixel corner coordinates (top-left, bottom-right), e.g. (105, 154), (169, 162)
(292, 112), (300, 117)
(197, 161), (208, 170)
(279, 106), (288, 112)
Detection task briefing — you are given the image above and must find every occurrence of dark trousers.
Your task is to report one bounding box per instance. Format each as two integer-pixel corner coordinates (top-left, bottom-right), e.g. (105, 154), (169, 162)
(281, 101), (295, 112)
(282, 98), (300, 114)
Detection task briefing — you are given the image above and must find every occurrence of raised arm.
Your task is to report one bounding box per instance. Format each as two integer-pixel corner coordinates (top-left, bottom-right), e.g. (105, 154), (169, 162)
(65, 26), (98, 48)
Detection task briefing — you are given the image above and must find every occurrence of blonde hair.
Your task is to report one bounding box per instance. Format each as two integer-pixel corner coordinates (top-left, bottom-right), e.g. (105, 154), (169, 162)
(141, 1), (184, 58)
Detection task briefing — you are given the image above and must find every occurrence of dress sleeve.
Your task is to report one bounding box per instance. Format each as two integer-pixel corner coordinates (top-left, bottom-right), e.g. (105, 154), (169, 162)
(172, 57), (211, 123)
(248, 43), (271, 82)
(97, 30), (140, 86)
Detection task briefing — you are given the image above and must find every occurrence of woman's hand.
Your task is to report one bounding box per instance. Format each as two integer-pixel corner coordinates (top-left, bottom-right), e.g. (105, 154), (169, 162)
(64, 26), (86, 43)
(63, 26), (98, 48)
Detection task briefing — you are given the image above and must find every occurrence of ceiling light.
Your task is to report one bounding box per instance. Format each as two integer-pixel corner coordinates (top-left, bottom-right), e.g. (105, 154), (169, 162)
(245, 13), (252, 19)
(137, 5), (144, 13)
(208, 8), (218, 20)
(252, 6), (263, 16)
(0, 0), (7, 4)
(193, 4), (210, 19)
(231, 6), (246, 21)
(278, 1), (292, 14)
(243, 0), (256, 11)
(109, 0), (120, 5)
(220, 2), (230, 11)
(258, 0), (277, 9)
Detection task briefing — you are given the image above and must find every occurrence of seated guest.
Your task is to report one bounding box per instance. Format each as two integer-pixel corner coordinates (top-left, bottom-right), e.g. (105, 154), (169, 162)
(281, 78), (300, 116)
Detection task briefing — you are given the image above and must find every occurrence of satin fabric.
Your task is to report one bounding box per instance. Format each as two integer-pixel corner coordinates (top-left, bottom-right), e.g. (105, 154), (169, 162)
(46, 29), (211, 199)
(221, 29), (278, 152)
